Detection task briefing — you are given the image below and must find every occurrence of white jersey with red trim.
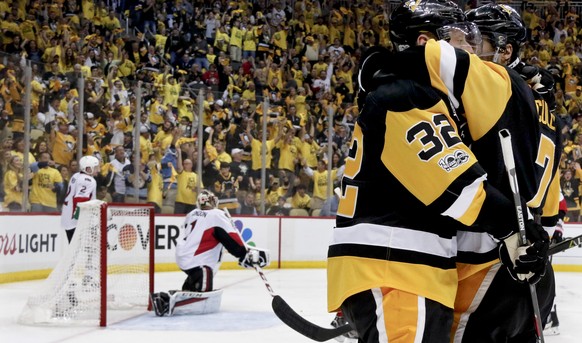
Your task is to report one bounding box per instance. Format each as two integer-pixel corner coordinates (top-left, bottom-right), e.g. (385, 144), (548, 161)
(176, 208), (245, 272)
(60, 172), (97, 231)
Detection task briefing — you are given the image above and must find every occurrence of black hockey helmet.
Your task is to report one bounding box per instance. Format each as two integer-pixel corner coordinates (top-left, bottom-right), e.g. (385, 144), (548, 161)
(389, 0), (467, 51)
(465, 4), (526, 62)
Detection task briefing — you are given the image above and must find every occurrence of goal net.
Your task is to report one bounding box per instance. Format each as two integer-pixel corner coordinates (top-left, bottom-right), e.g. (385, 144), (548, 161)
(18, 200), (155, 326)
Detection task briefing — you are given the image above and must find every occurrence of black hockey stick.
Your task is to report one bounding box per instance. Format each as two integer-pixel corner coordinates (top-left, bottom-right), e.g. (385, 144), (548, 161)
(499, 129), (545, 343)
(253, 265), (354, 342)
(223, 208), (353, 341)
(548, 234), (582, 256)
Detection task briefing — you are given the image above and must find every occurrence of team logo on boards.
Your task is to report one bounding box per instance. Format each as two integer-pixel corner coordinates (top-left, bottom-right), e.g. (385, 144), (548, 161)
(233, 220), (256, 247)
(107, 223), (148, 251)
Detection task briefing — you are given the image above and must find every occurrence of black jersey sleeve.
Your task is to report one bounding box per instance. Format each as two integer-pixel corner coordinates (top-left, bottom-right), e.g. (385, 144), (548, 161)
(213, 227), (247, 260)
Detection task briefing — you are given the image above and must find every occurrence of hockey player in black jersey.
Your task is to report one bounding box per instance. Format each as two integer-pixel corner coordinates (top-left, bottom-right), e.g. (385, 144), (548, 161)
(327, 1), (549, 342)
(448, 4), (563, 341)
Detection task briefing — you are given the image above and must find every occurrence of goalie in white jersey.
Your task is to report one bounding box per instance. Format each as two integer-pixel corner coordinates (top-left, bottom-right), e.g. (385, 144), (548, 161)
(151, 190), (270, 316)
(60, 156), (99, 243)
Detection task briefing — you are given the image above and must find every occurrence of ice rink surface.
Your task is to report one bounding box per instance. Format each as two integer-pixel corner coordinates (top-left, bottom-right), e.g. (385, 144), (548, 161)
(1, 269), (581, 343)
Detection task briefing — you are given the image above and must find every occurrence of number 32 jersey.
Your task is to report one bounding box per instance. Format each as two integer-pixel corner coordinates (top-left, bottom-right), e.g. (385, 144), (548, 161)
(327, 40), (540, 312)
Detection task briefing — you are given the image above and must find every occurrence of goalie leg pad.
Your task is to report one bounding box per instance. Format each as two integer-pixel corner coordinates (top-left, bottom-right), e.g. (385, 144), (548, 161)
(168, 289), (223, 316)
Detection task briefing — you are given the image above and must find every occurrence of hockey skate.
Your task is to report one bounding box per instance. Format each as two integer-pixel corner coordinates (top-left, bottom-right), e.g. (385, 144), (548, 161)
(543, 305), (560, 336)
(150, 292), (170, 317)
(331, 313), (358, 342)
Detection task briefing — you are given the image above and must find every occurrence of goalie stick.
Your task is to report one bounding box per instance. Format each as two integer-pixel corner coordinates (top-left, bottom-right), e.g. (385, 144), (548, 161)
(548, 234), (582, 256)
(499, 129), (545, 343)
(221, 208), (353, 341)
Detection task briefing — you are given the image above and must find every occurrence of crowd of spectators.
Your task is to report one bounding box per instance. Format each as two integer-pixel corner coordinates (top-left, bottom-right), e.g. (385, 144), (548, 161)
(2, 0), (582, 219)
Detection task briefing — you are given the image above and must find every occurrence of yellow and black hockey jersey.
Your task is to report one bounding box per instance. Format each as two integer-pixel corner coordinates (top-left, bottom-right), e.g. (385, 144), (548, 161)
(394, 40), (547, 278)
(454, 61), (562, 276)
(529, 67), (563, 228)
(328, 40), (535, 312)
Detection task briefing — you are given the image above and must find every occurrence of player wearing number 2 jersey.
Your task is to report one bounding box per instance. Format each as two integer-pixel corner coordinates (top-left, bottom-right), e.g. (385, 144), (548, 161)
(60, 156), (98, 243)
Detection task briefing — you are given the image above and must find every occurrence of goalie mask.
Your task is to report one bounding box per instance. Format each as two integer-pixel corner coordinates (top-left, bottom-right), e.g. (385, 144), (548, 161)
(197, 190), (219, 209)
(79, 155), (99, 175)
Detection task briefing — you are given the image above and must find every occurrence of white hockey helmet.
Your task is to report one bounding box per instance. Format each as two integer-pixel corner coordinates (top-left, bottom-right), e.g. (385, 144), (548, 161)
(197, 190), (219, 209)
(79, 155), (100, 175)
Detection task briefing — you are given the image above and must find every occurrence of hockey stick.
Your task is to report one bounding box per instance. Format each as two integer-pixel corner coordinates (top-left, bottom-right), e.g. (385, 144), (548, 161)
(548, 234), (582, 256)
(499, 129), (545, 343)
(221, 208), (354, 341)
(253, 264), (354, 342)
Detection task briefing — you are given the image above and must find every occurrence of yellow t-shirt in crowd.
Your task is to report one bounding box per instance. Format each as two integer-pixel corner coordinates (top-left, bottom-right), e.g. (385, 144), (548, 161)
(10, 151), (36, 164)
(147, 165), (164, 208)
(140, 135), (154, 164)
(86, 122), (108, 138)
(276, 140), (299, 172)
(52, 131), (76, 166)
(300, 140), (319, 168)
(311, 168), (338, 200)
(343, 26), (356, 49)
(175, 171), (202, 204)
(214, 31), (230, 52)
(20, 19), (37, 41)
(273, 30), (287, 50)
(295, 95), (307, 116)
(163, 82), (181, 107)
(251, 138), (275, 170)
(3, 170), (22, 207)
(152, 130), (173, 158)
(82, 0), (95, 20)
(292, 192), (311, 209)
(149, 100), (167, 126)
(230, 26), (243, 48)
(29, 167), (63, 208)
(155, 34), (168, 50)
(243, 28), (257, 51)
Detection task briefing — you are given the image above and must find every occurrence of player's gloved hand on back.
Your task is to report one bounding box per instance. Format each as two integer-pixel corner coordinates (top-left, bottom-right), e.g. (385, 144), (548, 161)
(499, 220), (550, 284)
(239, 247), (270, 269)
(516, 64), (542, 85)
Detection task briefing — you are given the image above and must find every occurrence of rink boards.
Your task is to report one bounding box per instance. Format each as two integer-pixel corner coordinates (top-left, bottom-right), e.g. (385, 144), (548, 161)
(1, 213), (581, 283)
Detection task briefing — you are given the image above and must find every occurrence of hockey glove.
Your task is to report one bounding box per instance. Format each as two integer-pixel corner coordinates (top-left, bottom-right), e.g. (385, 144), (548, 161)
(551, 220), (564, 244)
(516, 64), (542, 85)
(239, 247), (270, 269)
(499, 220), (549, 284)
